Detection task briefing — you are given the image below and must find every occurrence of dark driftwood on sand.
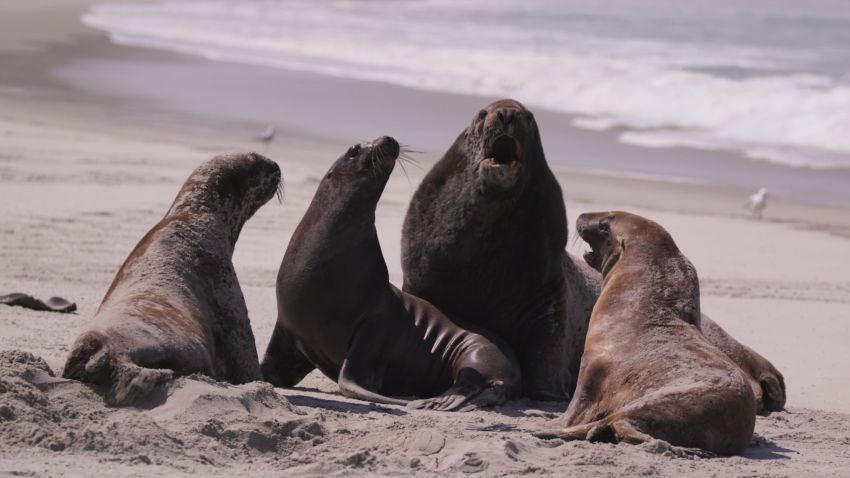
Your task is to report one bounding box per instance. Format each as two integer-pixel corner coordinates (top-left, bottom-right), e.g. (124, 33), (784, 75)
(0, 293), (77, 313)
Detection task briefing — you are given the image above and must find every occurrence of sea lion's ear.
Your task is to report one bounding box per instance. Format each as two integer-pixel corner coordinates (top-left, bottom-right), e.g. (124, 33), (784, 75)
(620, 238), (626, 251)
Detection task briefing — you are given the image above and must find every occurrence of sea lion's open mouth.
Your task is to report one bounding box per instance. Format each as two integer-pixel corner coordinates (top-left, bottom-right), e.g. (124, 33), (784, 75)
(581, 235), (603, 270)
(477, 134), (523, 190)
(484, 135), (521, 166)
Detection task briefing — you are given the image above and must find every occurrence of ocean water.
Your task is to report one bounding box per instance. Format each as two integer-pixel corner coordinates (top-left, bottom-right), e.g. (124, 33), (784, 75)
(83, 0), (850, 169)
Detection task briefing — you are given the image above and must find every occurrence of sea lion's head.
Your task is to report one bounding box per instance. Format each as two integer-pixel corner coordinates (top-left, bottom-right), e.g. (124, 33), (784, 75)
(173, 152), (281, 221)
(323, 136), (401, 202)
(578, 211), (700, 324)
(577, 211), (679, 278)
(463, 99), (540, 192)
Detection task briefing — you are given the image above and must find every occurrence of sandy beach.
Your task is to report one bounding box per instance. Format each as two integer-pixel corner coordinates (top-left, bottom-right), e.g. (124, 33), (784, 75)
(2, 1), (850, 476)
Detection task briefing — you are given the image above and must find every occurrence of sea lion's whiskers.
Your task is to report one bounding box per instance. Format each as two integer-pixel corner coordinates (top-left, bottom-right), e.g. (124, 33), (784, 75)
(276, 178), (285, 204)
(570, 231), (583, 248)
(397, 154), (412, 186)
(372, 147), (383, 177)
(399, 145), (422, 168)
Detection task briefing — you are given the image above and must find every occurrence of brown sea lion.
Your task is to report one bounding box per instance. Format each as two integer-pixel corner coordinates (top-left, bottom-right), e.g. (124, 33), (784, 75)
(537, 211), (756, 456)
(62, 153), (281, 405)
(260, 136), (521, 411)
(401, 99), (599, 401)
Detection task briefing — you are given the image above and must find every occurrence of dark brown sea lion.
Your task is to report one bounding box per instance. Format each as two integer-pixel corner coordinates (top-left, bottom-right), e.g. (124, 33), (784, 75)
(62, 152), (281, 405)
(537, 211), (756, 456)
(260, 136), (521, 411)
(401, 99), (599, 401)
(700, 314), (786, 412)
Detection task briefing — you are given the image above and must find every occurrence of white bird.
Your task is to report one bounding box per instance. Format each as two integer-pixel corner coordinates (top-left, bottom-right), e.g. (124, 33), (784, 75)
(254, 125), (276, 149)
(747, 187), (768, 220)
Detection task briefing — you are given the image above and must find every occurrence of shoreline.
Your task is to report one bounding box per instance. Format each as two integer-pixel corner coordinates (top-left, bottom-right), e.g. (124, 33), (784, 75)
(3, 2), (850, 209)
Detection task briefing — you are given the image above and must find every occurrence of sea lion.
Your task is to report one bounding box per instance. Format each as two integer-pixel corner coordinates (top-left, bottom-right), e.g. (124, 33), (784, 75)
(260, 136), (521, 411)
(401, 99), (599, 400)
(537, 211), (756, 456)
(62, 152), (281, 405)
(700, 314), (786, 412)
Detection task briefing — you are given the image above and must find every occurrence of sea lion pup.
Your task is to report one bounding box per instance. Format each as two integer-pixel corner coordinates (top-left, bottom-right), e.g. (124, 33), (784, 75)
(700, 314), (786, 412)
(260, 136), (521, 411)
(536, 211), (756, 455)
(401, 99), (599, 400)
(63, 153), (281, 405)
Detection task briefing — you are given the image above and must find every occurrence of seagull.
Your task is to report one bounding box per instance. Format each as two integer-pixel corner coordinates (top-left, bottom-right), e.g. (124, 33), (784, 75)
(747, 187), (768, 220)
(254, 125), (276, 149)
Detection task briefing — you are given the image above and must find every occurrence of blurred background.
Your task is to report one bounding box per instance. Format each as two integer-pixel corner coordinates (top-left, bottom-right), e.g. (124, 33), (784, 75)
(5, 0), (850, 206)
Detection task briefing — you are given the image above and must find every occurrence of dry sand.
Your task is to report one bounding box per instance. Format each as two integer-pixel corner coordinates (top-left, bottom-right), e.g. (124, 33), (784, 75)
(2, 1), (850, 476)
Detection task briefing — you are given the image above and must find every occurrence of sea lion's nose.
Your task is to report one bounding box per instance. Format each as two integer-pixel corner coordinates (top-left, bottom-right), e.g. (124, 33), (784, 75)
(497, 109), (516, 127)
(375, 136), (400, 158)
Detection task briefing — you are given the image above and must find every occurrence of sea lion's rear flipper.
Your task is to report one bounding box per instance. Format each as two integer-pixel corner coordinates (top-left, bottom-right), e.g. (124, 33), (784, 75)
(108, 361), (172, 406)
(604, 418), (653, 444)
(700, 313), (786, 413)
(532, 420), (598, 441)
(63, 331), (172, 406)
(0, 293), (77, 313)
(760, 373), (786, 412)
(260, 326), (316, 387)
(337, 358), (408, 407)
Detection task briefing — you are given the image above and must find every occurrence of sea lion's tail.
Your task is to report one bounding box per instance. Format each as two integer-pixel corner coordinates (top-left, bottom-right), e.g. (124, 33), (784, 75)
(62, 331), (172, 405)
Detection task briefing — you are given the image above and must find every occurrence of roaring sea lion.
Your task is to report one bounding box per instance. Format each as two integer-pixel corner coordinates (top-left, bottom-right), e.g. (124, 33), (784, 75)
(260, 136), (521, 411)
(63, 152), (281, 405)
(401, 99), (599, 400)
(537, 211), (756, 456)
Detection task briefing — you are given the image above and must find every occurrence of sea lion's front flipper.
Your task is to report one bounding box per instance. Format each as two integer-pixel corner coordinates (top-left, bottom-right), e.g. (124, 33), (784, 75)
(408, 368), (498, 412)
(337, 357), (408, 407)
(260, 326), (316, 387)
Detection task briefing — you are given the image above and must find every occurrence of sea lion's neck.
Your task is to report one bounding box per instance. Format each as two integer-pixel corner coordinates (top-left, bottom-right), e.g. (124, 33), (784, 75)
(286, 184), (389, 283)
(601, 251), (701, 328)
(166, 199), (246, 255)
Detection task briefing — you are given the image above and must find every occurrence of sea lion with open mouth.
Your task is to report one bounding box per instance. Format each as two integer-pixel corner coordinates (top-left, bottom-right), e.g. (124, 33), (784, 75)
(536, 211), (756, 456)
(261, 136), (521, 411)
(401, 99), (599, 401)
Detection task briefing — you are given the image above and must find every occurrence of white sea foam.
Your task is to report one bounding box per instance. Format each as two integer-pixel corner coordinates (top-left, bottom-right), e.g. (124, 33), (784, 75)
(82, 0), (850, 169)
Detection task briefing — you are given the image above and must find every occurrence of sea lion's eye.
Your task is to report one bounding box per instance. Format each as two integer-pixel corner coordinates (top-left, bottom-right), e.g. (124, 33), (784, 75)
(347, 145), (361, 157)
(477, 109), (487, 121)
(599, 217), (611, 233)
